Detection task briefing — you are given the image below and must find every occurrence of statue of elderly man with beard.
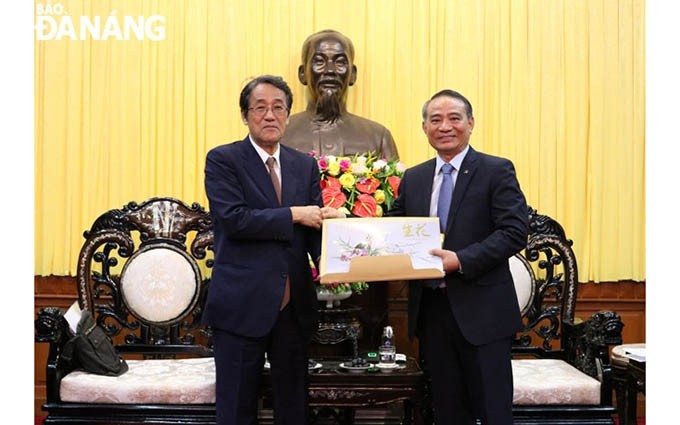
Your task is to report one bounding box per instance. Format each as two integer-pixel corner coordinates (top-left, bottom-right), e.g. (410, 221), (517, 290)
(281, 29), (399, 160)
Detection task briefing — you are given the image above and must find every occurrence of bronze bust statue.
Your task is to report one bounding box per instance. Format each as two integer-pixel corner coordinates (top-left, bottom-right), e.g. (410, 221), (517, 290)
(281, 29), (399, 160)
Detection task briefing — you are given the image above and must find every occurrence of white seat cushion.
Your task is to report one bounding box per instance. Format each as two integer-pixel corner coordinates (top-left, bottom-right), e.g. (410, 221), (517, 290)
(60, 357), (601, 406)
(60, 357), (215, 404)
(512, 359), (601, 405)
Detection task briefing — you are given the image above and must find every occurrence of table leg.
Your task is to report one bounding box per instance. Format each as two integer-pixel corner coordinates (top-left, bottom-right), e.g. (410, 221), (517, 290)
(403, 400), (413, 425)
(613, 365), (630, 425)
(625, 373), (639, 425)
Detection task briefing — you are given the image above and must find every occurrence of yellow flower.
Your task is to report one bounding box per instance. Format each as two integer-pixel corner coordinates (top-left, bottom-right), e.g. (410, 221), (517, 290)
(327, 161), (341, 176)
(338, 172), (356, 189)
(373, 189), (386, 204)
(375, 204), (384, 217)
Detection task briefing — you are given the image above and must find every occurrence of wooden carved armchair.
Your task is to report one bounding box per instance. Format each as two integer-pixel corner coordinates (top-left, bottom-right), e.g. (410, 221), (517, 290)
(35, 197), (216, 424)
(507, 207), (624, 424)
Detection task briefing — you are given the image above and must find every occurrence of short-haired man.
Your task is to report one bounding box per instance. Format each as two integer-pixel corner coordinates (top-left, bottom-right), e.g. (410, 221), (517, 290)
(203, 75), (338, 425)
(387, 89), (528, 425)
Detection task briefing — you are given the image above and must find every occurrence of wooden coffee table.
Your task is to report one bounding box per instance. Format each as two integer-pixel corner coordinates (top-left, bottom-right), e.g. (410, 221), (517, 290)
(260, 357), (427, 425)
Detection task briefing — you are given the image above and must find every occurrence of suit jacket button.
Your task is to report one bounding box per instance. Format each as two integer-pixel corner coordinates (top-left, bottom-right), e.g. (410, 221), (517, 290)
(281, 272), (287, 278)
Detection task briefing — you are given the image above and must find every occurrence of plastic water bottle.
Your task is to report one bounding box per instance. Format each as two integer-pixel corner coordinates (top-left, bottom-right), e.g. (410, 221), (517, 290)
(382, 326), (394, 347)
(379, 326), (396, 365)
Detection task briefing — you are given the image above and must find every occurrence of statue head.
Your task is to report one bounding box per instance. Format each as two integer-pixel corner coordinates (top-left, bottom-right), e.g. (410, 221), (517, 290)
(298, 29), (358, 122)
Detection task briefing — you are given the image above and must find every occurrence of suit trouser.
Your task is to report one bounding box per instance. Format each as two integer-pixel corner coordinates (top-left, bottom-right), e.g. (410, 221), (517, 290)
(419, 287), (514, 425)
(213, 304), (310, 425)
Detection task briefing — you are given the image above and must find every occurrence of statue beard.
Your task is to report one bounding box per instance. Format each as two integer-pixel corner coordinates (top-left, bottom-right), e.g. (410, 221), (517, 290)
(314, 89), (342, 123)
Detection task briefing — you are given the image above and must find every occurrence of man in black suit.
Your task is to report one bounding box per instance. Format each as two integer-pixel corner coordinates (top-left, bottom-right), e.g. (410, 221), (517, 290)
(203, 75), (339, 425)
(387, 89), (528, 424)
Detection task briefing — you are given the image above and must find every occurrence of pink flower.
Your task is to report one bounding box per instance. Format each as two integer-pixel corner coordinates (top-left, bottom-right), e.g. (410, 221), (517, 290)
(339, 158), (352, 172)
(317, 157), (329, 173)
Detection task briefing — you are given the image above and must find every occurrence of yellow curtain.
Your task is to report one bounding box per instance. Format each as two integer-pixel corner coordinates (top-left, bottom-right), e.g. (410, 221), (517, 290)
(35, 0), (645, 282)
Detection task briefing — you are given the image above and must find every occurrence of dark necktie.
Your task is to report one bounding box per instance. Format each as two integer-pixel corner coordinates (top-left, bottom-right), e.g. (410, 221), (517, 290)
(266, 157), (282, 205)
(437, 163), (454, 232)
(266, 156), (289, 309)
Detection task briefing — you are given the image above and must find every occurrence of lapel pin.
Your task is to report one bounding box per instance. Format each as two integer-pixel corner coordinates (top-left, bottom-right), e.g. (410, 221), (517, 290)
(463, 169), (469, 174)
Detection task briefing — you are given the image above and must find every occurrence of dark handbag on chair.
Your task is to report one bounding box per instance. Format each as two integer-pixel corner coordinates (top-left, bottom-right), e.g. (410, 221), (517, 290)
(61, 309), (129, 376)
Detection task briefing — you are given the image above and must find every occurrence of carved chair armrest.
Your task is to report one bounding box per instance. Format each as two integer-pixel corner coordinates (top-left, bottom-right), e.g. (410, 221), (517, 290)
(35, 307), (68, 343)
(35, 306), (72, 403)
(562, 310), (623, 404)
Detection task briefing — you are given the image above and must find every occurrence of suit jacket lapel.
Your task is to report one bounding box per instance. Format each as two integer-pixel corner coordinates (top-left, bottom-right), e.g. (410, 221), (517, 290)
(413, 159), (437, 217)
(448, 147), (479, 228)
(279, 147), (298, 206)
(240, 138), (281, 206)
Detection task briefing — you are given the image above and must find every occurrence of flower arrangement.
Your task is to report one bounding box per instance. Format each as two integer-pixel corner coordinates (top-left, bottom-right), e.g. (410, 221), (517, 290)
(314, 152), (407, 218)
(310, 151), (407, 295)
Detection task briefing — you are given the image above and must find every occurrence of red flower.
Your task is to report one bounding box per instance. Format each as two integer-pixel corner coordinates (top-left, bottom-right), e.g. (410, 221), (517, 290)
(321, 176), (342, 190)
(355, 177), (381, 194)
(322, 186), (347, 208)
(387, 176), (402, 198)
(352, 194), (378, 217)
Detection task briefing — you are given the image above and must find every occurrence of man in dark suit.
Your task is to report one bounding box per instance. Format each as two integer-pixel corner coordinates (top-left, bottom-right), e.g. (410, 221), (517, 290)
(387, 89), (528, 425)
(203, 75), (340, 425)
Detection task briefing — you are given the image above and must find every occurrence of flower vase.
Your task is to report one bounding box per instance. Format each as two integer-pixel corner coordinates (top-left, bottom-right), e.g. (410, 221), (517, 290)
(316, 286), (352, 309)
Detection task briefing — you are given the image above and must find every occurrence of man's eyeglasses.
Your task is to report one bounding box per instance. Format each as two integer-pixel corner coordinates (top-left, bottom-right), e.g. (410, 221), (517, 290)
(248, 104), (288, 118)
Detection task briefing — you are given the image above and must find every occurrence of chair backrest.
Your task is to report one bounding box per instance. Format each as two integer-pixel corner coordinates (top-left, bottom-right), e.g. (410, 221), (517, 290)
(511, 207), (578, 355)
(509, 253), (535, 317)
(76, 197), (214, 356)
